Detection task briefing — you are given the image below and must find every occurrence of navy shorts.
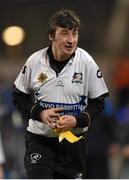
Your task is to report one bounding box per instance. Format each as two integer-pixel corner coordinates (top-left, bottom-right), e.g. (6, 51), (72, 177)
(24, 131), (87, 179)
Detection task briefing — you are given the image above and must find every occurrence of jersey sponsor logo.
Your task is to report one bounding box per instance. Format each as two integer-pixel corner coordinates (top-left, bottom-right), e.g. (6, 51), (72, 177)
(39, 96), (87, 116)
(37, 73), (48, 84)
(31, 153), (41, 163)
(72, 72), (83, 84)
(40, 101), (81, 115)
(97, 69), (102, 78)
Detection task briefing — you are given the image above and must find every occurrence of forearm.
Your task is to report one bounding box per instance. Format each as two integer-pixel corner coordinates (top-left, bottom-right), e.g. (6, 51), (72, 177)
(12, 85), (34, 119)
(12, 85), (47, 120)
(75, 94), (108, 128)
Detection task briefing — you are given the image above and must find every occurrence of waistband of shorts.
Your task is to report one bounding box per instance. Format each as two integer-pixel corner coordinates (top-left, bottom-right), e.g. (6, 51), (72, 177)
(26, 130), (86, 142)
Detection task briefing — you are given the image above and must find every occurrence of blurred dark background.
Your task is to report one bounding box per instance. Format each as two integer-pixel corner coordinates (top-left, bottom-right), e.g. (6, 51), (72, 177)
(0, 0), (115, 55)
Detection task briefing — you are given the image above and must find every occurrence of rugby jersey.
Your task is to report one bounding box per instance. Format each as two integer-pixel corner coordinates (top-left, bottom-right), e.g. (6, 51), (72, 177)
(14, 47), (108, 137)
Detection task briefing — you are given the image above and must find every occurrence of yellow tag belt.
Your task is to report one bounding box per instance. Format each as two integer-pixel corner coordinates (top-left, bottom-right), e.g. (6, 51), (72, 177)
(55, 117), (82, 143)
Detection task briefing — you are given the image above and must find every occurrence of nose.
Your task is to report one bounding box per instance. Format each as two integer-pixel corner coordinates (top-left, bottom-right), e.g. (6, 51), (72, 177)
(67, 35), (74, 44)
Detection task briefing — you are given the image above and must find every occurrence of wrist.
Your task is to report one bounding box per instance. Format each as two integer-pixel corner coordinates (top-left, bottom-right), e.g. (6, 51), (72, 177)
(30, 103), (46, 121)
(75, 111), (91, 128)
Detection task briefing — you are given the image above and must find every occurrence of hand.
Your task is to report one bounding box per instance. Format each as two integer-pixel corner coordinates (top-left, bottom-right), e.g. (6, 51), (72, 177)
(56, 115), (77, 132)
(40, 108), (63, 129)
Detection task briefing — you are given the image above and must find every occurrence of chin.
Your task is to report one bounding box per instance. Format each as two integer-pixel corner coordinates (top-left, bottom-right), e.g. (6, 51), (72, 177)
(65, 49), (74, 55)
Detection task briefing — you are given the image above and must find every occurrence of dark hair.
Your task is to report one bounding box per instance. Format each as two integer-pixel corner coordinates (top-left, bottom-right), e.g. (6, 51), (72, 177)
(48, 9), (81, 36)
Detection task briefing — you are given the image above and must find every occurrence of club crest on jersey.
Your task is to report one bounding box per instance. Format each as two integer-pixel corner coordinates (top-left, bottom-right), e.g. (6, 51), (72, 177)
(37, 73), (47, 84)
(72, 72), (83, 84)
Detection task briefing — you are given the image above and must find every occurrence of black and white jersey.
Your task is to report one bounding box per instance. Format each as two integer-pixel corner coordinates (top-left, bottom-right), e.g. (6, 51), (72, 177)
(14, 47), (108, 137)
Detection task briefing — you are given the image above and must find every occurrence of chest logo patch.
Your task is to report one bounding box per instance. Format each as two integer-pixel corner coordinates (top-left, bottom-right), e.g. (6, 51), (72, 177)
(37, 73), (47, 84)
(56, 80), (64, 87)
(72, 72), (83, 84)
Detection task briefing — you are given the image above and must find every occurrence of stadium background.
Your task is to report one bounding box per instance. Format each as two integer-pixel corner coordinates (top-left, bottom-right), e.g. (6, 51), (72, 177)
(0, 0), (129, 178)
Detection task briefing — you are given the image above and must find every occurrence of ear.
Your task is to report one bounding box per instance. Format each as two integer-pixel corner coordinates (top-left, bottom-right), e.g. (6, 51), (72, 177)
(49, 34), (54, 41)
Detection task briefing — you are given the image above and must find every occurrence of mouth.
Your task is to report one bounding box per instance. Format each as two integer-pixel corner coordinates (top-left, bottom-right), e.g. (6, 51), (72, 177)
(65, 45), (72, 48)
(65, 45), (73, 50)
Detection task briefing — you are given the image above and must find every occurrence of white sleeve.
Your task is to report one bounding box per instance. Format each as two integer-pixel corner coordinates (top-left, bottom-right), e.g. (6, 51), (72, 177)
(14, 57), (32, 94)
(0, 133), (5, 164)
(88, 58), (108, 99)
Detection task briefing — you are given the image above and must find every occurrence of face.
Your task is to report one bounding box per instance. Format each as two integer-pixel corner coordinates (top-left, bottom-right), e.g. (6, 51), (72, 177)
(49, 26), (78, 61)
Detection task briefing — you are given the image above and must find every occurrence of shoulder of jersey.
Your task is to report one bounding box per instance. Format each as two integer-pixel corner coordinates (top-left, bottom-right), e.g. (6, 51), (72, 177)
(76, 47), (94, 63)
(27, 47), (48, 63)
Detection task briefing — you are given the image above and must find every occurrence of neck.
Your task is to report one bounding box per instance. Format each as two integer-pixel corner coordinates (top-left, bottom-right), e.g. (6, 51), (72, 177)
(52, 45), (71, 61)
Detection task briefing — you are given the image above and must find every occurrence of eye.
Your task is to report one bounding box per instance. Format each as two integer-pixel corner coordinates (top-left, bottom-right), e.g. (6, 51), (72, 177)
(61, 31), (68, 36)
(73, 31), (78, 36)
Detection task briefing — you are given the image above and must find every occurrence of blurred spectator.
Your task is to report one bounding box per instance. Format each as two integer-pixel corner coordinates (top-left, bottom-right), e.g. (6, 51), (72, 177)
(110, 105), (129, 179)
(112, 57), (129, 107)
(0, 77), (26, 178)
(0, 132), (6, 179)
(109, 57), (129, 178)
(86, 97), (116, 179)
